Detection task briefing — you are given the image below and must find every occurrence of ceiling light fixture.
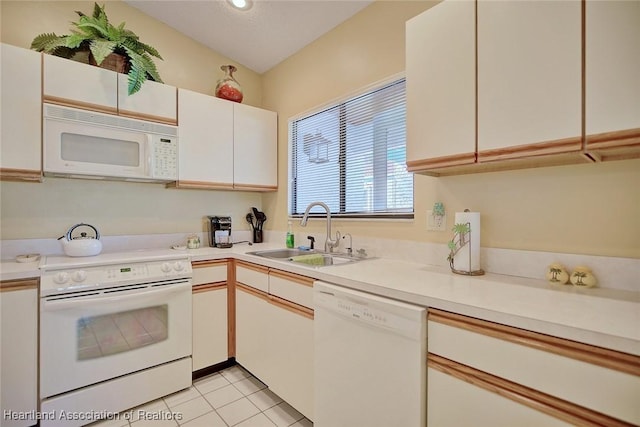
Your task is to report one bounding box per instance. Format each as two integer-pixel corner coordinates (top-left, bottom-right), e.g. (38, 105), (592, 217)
(228, 0), (252, 11)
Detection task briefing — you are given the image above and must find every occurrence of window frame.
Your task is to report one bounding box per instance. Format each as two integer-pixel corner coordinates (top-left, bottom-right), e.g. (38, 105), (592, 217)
(287, 73), (414, 220)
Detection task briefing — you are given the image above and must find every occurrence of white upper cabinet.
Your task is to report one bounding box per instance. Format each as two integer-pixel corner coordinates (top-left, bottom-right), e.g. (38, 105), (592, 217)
(176, 88), (234, 189)
(1, 43), (43, 181)
(233, 103), (278, 191)
(406, 0), (476, 171)
(175, 90), (277, 191)
(585, 0), (640, 158)
(43, 54), (176, 124)
(117, 74), (177, 123)
(43, 53), (118, 113)
(477, 0), (582, 160)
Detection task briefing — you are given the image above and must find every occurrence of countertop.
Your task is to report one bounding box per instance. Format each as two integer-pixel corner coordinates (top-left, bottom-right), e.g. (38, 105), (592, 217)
(2, 243), (639, 356)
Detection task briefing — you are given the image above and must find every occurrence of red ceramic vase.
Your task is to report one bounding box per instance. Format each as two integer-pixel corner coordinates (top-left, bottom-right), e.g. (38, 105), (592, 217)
(215, 65), (243, 103)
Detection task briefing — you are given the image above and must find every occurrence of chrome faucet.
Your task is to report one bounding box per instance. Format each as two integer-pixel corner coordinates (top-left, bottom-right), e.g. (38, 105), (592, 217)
(300, 201), (340, 252)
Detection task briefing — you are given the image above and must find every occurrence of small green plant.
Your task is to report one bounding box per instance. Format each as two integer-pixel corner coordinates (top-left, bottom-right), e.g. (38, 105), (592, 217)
(30, 2), (163, 95)
(447, 222), (471, 267)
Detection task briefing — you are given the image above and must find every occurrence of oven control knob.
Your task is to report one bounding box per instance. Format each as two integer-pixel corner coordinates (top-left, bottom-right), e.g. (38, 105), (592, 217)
(161, 262), (172, 273)
(173, 261), (185, 271)
(53, 272), (70, 284)
(72, 270), (87, 282)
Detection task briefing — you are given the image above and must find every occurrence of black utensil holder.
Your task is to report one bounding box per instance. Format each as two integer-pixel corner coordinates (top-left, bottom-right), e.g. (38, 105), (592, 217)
(253, 229), (263, 244)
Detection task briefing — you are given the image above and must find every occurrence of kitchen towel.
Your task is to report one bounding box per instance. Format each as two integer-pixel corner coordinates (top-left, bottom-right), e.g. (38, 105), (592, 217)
(453, 211), (481, 273)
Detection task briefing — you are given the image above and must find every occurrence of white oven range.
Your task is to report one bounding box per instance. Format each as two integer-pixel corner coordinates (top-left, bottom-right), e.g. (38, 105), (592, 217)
(39, 251), (193, 427)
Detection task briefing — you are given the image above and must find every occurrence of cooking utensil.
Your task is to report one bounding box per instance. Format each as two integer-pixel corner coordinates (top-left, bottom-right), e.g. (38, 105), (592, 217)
(58, 223), (102, 257)
(246, 213), (255, 230)
(251, 207), (261, 227)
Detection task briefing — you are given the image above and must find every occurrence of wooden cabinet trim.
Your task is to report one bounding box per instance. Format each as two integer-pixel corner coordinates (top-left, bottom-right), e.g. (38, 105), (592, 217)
(1, 278), (38, 292)
(268, 294), (314, 320)
(236, 282), (313, 320)
(0, 168), (42, 182)
(233, 183), (278, 192)
(236, 282), (270, 302)
(192, 283), (226, 294)
(117, 110), (177, 126)
(407, 152), (476, 172)
(478, 136), (583, 163)
(227, 260), (236, 358)
(43, 96), (118, 116)
(235, 260), (269, 274)
(192, 259), (228, 268)
(586, 128), (640, 150)
(428, 354), (635, 427)
(429, 309), (640, 376)
(269, 269), (314, 287)
(166, 181), (234, 191)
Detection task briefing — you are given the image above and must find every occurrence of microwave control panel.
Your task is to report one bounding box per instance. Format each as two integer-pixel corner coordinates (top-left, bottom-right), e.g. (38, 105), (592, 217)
(151, 136), (178, 179)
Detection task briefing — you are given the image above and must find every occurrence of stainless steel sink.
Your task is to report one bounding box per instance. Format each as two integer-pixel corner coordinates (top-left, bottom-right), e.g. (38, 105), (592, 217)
(247, 248), (317, 259)
(247, 248), (368, 267)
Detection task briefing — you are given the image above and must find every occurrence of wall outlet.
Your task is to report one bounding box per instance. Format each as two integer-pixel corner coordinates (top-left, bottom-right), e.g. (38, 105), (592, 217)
(427, 210), (446, 231)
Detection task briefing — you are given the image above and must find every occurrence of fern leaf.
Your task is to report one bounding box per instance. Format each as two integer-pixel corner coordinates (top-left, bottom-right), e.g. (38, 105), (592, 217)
(92, 2), (105, 19)
(66, 32), (92, 49)
(139, 41), (162, 59)
(89, 39), (117, 65)
(31, 33), (63, 51)
(125, 50), (146, 95)
(76, 21), (110, 39)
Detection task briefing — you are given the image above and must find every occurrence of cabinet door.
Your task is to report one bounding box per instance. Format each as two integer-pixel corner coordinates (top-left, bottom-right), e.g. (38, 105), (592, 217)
(429, 310), (640, 425)
(118, 74), (177, 124)
(43, 54), (118, 113)
(176, 89), (234, 189)
(235, 286), (272, 381)
(0, 44), (42, 181)
(263, 295), (314, 420)
(192, 286), (228, 371)
(477, 0), (582, 161)
(585, 0), (640, 158)
(233, 103), (277, 191)
(428, 366), (572, 427)
(1, 280), (38, 427)
(406, 0), (476, 172)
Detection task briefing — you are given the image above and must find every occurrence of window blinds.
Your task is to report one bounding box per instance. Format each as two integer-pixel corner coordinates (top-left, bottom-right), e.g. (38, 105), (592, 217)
(289, 78), (413, 218)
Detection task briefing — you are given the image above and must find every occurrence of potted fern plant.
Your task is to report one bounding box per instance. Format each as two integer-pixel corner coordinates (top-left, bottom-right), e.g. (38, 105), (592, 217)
(30, 2), (163, 95)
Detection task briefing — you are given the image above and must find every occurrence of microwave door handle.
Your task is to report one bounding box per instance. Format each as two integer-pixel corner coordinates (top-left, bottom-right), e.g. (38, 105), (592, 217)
(41, 281), (190, 312)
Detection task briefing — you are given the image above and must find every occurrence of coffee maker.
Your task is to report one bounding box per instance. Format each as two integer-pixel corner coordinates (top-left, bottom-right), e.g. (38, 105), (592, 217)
(207, 216), (232, 248)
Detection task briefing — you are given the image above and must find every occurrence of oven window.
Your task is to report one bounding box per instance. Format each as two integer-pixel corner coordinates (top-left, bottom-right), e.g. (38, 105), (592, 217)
(77, 305), (168, 360)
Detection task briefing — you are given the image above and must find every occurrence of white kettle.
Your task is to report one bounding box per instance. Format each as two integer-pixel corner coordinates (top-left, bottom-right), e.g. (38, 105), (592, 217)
(60, 223), (102, 257)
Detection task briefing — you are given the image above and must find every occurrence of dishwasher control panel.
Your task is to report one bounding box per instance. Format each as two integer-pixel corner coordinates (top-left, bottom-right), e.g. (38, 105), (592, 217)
(314, 281), (426, 339)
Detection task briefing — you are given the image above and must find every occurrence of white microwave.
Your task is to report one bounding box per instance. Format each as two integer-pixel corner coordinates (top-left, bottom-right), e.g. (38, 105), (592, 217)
(43, 103), (178, 182)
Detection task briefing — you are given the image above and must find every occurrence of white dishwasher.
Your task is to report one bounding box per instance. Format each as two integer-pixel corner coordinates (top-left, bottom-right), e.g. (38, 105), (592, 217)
(314, 281), (427, 427)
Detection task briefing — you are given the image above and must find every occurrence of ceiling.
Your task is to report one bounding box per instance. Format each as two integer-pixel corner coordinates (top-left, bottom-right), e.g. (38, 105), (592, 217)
(124, 0), (374, 74)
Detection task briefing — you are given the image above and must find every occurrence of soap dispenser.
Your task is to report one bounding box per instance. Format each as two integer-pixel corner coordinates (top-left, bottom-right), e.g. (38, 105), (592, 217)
(286, 221), (295, 249)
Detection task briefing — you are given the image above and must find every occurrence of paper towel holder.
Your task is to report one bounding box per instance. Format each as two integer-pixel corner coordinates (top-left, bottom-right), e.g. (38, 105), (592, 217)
(447, 209), (485, 276)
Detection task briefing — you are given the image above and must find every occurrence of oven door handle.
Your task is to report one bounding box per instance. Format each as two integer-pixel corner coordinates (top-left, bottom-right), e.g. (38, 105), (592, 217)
(41, 281), (191, 311)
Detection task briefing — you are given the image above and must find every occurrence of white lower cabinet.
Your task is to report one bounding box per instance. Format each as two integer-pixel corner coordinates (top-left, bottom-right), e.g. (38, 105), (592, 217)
(428, 366), (571, 427)
(192, 260), (228, 371)
(235, 262), (314, 420)
(0, 279), (38, 427)
(427, 309), (640, 426)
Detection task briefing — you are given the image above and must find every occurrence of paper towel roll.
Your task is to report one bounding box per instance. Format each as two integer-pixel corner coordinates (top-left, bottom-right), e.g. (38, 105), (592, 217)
(453, 211), (481, 272)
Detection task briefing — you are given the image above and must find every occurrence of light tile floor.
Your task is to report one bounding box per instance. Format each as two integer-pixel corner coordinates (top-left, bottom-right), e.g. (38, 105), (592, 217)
(90, 365), (313, 427)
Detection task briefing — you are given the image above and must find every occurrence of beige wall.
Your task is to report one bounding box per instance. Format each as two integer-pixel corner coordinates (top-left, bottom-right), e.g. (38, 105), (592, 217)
(0, 0), (263, 240)
(262, 0), (640, 259)
(1, 0), (639, 258)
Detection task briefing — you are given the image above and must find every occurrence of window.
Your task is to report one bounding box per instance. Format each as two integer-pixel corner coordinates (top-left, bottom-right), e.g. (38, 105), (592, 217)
(289, 77), (413, 218)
